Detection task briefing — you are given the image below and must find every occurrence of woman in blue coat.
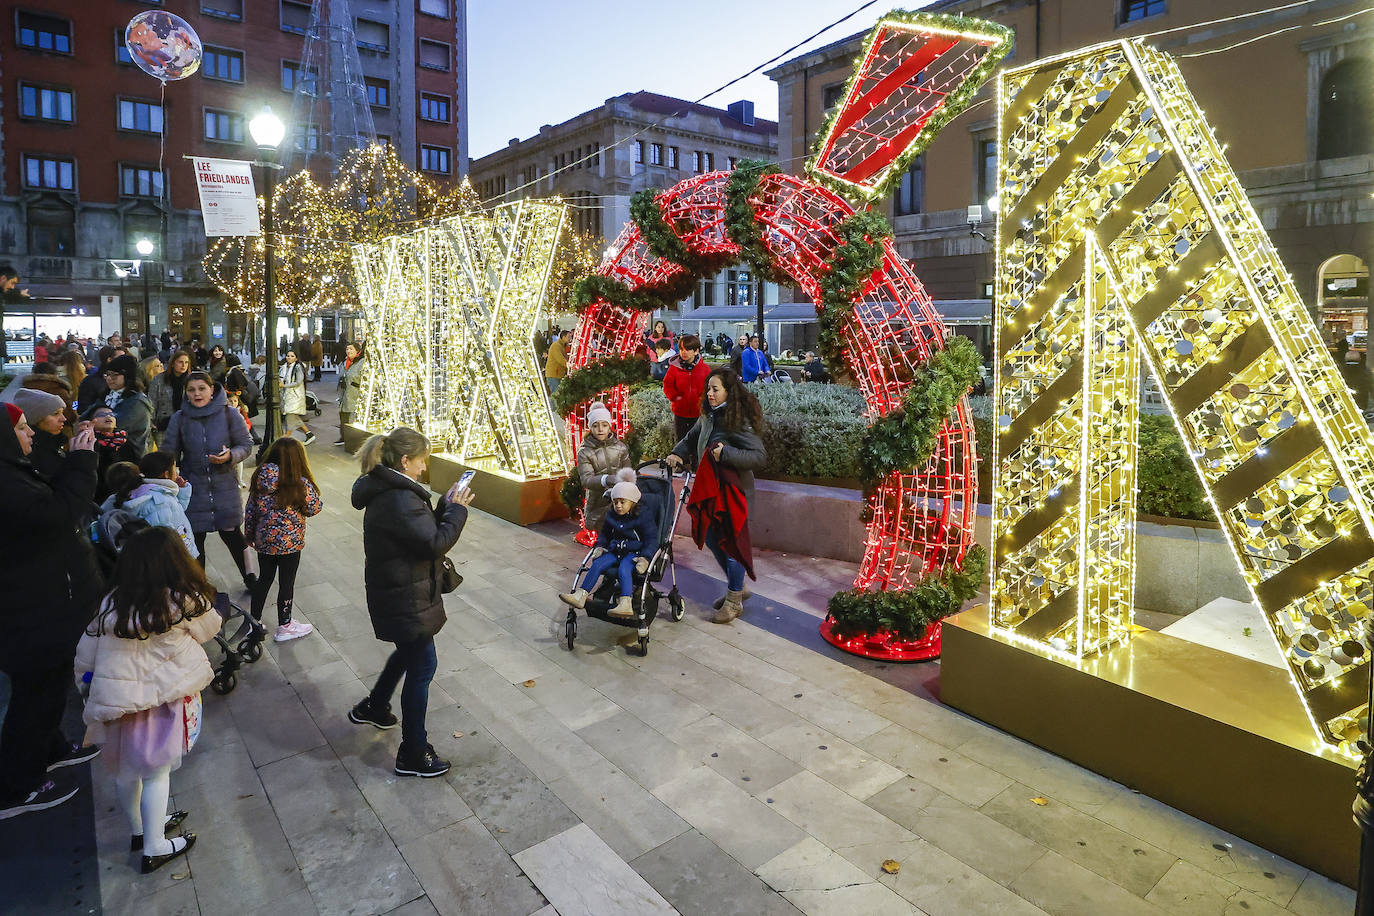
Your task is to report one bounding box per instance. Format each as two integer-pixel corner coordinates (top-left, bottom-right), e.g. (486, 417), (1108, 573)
(161, 371), (255, 589)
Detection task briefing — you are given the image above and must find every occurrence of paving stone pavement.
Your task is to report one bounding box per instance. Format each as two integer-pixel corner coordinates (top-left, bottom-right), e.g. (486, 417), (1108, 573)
(81, 386), (1356, 915)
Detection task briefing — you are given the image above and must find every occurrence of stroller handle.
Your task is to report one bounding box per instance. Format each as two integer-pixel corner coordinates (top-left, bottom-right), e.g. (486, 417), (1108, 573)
(637, 458), (689, 478)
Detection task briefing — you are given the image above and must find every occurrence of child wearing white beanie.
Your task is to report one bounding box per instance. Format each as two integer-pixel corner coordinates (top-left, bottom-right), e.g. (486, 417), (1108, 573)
(561, 473), (656, 618)
(574, 401), (634, 537)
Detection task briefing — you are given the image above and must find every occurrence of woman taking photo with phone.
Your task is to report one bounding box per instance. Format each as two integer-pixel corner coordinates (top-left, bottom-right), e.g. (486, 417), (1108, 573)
(160, 371), (255, 591)
(347, 428), (473, 778)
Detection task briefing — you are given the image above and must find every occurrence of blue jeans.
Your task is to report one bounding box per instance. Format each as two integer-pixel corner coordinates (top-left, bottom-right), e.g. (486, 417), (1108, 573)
(706, 520), (746, 592)
(545, 377), (561, 395)
(581, 551), (637, 597)
(369, 636), (437, 752)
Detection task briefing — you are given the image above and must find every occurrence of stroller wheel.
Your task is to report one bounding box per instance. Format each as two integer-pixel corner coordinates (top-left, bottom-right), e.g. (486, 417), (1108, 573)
(637, 635), (649, 657)
(210, 672), (236, 695)
(669, 595), (685, 622)
(564, 610), (577, 651)
(238, 639), (263, 663)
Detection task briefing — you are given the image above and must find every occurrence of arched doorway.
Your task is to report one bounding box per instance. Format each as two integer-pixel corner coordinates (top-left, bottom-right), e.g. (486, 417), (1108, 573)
(1318, 253), (1370, 352)
(1317, 58), (1374, 160)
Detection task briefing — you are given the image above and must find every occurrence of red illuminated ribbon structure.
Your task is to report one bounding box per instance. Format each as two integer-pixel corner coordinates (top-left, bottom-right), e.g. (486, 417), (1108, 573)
(562, 11), (1011, 658)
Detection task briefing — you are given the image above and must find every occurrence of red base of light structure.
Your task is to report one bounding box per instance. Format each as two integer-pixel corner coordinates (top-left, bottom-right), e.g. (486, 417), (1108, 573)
(573, 528), (597, 548)
(820, 616), (942, 662)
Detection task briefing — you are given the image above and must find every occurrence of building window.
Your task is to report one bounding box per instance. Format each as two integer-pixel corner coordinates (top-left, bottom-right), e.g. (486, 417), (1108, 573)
(119, 164), (164, 198)
(668, 146), (679, 169)
(281, 0), (311, 34)
(635, 141), (645, 164)
(115, 28), (132, 64)
(204, 108), (244, 143)
(17, 12), (71, 53)
(894, 156), (924, 216)
(649, 143), (663, 166)
(1119, 0), (1165, 23)
(694, 277), (715, 309)
(22, 154), (74, 191)
(592, 142), (601, 167)
(281, 60), (318, 95)
(203, 46), (244, 82)
(976, 138), (997, 203)
(419, 0), (449, 17)
(202, 0), (244, 20)
(1318, 58), (1374, 160)
(29, 203), (74, 257)
(118, 98), (163, 134)
(727, 269), (755, 308)
(728, 156), (738, 170)
(294, 124), (320, 153)
(571, 191), (602, 238)
(375, 134), (391, 145)
(366, 77), (390, 108)
(418, 39), (450, 71)
(692, 150), (704, 172)
(420, 144), (451, 174)
(822, 83), (847, 112)
(19, 84), (74, 123)
(419, 92), (450, 122)
(356, 19), (389, 52)
(705, 152), (715, 171)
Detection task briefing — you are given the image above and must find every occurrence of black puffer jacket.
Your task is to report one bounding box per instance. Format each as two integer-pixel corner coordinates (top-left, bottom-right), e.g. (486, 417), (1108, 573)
(351, 466), (467, 643)
(0, 420), (103, 673)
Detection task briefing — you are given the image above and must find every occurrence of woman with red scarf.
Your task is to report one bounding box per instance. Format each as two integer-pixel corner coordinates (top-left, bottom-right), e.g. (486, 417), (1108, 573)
(664, 368), (766, 624)
(335, 342), (366, 447)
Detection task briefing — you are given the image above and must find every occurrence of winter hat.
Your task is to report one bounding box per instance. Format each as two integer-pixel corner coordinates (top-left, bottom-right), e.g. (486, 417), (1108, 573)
(100, 353), (139, 382)
(11, 388), (64, 425)
(609, 480), (641, 503)
(614, 467), (636, 484)
(585, 401), (612, 428)
(4, 402), (23, 427)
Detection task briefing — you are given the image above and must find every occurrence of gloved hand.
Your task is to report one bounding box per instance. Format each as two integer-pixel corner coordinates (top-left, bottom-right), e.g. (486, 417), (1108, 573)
(634, 557), (649, 575)
(590, 547), (605, 559)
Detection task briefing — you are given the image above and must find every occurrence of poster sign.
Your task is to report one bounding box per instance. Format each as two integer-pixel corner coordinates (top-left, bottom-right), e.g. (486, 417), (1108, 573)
(192, 157), (260, 237)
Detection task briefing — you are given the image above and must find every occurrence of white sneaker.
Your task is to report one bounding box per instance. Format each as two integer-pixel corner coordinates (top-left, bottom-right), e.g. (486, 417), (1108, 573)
(274, 620), (314, 642)
(608, 595), (635, 618)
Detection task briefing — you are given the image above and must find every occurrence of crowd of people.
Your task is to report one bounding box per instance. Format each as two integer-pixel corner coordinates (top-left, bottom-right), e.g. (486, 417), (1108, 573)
(0, 328), (391, 873)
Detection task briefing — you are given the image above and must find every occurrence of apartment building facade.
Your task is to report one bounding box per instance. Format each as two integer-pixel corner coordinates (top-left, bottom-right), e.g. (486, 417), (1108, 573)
(469, 92), (788, 347)
(768, 0), (1374, 357)
(0, 0), (467, 360)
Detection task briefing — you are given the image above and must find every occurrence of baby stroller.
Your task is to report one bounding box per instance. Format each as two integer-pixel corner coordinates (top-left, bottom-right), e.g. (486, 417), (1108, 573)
(564, 460), (691, 657)
(206, 591), (266, 695)
(90, 509), (264, 695)
(305, 389), (323, 416)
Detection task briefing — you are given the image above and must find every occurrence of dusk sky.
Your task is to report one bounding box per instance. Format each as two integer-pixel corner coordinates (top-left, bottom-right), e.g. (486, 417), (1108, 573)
(465, 0), (908, 160)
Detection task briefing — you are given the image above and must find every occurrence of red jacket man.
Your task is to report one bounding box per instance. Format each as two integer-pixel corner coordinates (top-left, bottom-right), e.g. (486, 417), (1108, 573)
(663, 334), (710, 442)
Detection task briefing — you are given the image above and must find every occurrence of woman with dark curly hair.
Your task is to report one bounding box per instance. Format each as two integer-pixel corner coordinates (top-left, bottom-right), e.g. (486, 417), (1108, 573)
(664, 368), (766, 623)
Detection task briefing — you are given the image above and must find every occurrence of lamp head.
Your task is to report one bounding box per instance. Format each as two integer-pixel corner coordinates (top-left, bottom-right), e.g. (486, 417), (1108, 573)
(135, 238), (154, 257)
(249, 108), (286, 150)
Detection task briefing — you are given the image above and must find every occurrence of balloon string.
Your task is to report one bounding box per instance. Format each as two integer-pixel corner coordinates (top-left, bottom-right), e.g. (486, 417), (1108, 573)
(157, 77), (167, 322)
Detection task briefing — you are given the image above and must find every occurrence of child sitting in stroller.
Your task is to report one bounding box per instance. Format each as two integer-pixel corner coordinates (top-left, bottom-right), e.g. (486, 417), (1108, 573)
(560, 479), (657, 618)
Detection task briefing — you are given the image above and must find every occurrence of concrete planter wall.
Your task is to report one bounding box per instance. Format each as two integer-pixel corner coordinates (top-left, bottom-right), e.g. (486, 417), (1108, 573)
(713, 478), (1248, 614)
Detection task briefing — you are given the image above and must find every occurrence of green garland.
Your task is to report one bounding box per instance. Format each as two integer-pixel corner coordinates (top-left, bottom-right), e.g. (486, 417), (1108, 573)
(572, 274), (665, 314)
(629, 189), (696, 269)
(857, 335), (981, 489)
(816, 209), (892, 370)
(723, 159), (789, 284)
(560, 475), (585, 516)
(827, 545), (987, 641)
(551, 355), (650, 416)
(805, 10), (1013, 202)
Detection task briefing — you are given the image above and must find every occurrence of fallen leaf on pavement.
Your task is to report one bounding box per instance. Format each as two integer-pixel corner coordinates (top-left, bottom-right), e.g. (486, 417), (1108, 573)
(1030, 796), (1049, 806)
(171, 873), (188, 880)
(522, 679), (536, 688)
(452, 732), (464, 739)
(881, 860), (900, 874)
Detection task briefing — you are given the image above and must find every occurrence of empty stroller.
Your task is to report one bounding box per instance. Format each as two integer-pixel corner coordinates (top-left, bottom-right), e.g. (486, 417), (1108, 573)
(206, 591), (266, 695)
(563, 460), (691, 656)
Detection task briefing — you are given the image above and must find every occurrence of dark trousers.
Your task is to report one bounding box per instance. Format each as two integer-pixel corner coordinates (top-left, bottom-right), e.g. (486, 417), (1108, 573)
(673, 414), (696, 444)
(581, 551), (637, 597)
(0, 662), (72, 802)
(339, 410), (351, 442)
(368, 637), (437, 752)
(194, 527), (250, 581)
(251, 551), (301, 625)
(312, 365), (322, 382)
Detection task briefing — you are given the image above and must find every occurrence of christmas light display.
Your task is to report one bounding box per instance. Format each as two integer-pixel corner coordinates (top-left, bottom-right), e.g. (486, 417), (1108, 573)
(991, 40), (1374, 754)
(565, 11), (1010, 658)
(353, 199), (568, 480)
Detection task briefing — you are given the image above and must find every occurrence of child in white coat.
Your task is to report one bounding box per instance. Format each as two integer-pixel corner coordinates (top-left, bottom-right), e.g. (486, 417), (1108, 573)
(75, 526), (221, 873)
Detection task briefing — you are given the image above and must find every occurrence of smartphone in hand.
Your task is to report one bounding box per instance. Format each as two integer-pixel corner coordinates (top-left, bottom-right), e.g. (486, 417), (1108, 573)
(456, 469), (476, 492)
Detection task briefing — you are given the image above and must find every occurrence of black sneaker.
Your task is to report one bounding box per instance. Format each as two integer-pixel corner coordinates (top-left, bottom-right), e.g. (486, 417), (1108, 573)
(0, 778), (78, 820)
(47, 743), (100, 771)
(303, 433), (317, 446)
(333, 439), (346, 447)
(394, 743), (450, 778)
(348, 698), (398, 730)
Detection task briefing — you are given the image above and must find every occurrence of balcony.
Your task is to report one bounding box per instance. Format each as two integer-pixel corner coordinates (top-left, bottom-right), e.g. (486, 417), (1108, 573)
(27, 256), (72, 279)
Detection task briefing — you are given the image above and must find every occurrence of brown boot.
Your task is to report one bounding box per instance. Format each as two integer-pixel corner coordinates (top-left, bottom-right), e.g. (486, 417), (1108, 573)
(712, 587), (751, 610)
(712, 590), (745, 624)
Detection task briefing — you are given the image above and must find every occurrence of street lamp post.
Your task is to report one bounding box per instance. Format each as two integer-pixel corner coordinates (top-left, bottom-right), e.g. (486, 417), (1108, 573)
(135, 237), (154, 340)
(249, 107), (286, 452)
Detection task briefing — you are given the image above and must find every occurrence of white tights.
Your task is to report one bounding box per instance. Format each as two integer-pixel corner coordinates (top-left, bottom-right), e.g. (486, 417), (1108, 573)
(115, 766), (173, 857)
